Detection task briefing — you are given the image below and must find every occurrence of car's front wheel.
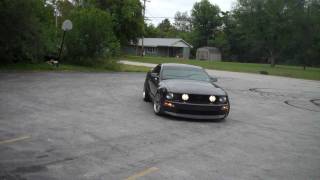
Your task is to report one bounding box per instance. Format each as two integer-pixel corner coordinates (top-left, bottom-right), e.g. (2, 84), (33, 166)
(143, 86), (151, 102)
(153, 93), (163, 115)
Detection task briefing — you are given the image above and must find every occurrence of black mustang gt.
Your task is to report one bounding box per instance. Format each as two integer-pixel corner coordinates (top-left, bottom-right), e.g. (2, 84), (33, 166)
(143, 63), (230, 120)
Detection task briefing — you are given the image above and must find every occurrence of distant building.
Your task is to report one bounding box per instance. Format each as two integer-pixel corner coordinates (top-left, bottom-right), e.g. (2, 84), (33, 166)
(123, 38), (193, 59)
(196, 47), (221, 61)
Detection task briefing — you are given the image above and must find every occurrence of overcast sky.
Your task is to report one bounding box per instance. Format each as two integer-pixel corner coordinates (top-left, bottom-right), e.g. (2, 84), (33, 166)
(144, 0), (236, 25)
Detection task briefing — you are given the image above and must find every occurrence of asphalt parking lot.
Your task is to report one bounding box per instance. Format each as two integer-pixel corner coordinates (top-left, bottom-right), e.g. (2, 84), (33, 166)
(0, 70), (319, 180)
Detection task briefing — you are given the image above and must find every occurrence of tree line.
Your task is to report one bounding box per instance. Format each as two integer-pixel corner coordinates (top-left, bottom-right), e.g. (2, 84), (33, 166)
(0, 0), (319, 68)
(0, 0), (143, 66)
(145, 0), (320, 67)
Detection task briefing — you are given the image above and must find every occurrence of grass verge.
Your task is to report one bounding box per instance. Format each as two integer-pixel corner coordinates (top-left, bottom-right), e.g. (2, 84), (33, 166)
(124, 56), (320, 80)
(0, 62), (149, 73)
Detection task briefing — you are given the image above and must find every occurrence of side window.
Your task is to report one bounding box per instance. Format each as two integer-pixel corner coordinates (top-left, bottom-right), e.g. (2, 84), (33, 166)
(152, 64), (161, 74)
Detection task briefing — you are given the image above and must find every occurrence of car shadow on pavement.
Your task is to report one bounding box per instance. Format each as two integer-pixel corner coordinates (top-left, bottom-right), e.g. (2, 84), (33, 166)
(159, 114), (226, 123)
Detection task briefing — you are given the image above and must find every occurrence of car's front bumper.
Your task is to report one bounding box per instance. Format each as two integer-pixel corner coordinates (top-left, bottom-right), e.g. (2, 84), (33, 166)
(162, 101), (229, 120)
(164, 111), (226, 119)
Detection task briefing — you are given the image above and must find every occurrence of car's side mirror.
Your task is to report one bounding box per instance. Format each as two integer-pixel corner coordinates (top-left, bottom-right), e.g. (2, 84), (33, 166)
(210, 76), (218, 82)
(151, 73), (159, 82)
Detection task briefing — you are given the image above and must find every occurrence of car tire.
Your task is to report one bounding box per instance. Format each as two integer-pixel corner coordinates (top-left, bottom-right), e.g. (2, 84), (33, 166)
(153, 92), (163, 115)
(143, 86), (151, 102)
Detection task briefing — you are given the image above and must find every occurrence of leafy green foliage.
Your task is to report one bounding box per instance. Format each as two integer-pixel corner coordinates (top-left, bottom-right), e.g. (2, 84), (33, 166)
(223, 0), (320, 67)
(65, 8), (119, 66)
(0, 0), (57, 64)
(145, 24), (161, 37)
(156, 19), (178, 38)
(191, 0), (221, 48)
(94, 0), (144, 45)
(174, 11), (192, 32)
(1, 0), (319, 69)
(0, 0), (142, 67)
(144, 19), (178, 38)
(142, 0), (320, 67)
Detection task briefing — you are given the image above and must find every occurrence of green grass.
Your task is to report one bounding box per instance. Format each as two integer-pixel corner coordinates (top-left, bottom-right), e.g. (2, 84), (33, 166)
(0, 62), (150, 73)
(124, 55), (320, 80)
(119, 64), (150, 72)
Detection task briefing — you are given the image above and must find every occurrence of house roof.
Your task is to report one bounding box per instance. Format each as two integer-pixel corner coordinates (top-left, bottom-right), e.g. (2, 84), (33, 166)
(134, 38), (193, 48)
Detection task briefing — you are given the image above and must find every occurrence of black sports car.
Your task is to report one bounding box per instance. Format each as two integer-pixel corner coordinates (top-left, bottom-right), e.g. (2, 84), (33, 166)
(143, 63), (230, 120)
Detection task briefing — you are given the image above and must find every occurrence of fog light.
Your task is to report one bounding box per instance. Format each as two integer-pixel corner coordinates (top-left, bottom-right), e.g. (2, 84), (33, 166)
(181, 94), (189, 101)
(221, 105), (229, 111)
(164, 101), (174, 108)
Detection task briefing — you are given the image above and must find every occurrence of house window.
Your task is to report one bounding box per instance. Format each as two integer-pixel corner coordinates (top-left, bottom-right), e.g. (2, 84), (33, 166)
(146, 47), (156, 54)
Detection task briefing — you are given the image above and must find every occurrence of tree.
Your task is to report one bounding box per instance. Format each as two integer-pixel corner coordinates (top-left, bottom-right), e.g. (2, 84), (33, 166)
(157, 19), (177, 37)
(191, 0), (221, 48)
(65, 8), (119, 65)
(306, 0), (320, 67)
(94, 0), (144, 45)
(0, 0), (56, 64)
(56, 0), (74, 19)
(286, 0), (320, 68)
(174, 11), (191, 32)
(145, 23), (161, 37)
(233, 0), (297, 67)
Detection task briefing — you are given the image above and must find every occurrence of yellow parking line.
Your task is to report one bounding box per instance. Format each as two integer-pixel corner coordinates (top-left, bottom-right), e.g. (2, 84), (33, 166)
(125, 167), (159, 180)
(0, 135), (30, 145)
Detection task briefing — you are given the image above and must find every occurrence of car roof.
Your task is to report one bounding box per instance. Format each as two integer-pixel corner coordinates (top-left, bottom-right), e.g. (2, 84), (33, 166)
(161, 63), (202, 69)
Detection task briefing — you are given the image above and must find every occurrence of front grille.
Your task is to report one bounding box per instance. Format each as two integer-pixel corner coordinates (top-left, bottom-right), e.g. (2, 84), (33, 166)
(189, 94), (210, 104)
(173, 93), (226, 104)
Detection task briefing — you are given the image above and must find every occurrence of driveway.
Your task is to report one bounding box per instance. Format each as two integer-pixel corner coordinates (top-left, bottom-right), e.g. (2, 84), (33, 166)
(0, 69), (319, 179)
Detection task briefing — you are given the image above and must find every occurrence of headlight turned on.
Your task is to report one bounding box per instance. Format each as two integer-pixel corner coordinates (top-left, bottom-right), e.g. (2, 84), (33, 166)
(181, 94), (189, 101)
(209, 95), (216, 102)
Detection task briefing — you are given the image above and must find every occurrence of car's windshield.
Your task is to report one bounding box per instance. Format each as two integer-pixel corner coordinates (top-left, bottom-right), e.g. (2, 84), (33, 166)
(161, 66), (210, 82)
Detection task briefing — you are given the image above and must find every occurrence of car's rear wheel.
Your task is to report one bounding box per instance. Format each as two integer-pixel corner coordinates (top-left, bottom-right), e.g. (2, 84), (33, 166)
(143, 86), (151, 102)
(153, 93), (163, 115)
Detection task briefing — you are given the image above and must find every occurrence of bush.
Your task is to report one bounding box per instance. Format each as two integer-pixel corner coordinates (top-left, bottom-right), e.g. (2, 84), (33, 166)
(0, 0), (57, 64)
(259, 70), (269, 75)
(64, 8), (119, 66)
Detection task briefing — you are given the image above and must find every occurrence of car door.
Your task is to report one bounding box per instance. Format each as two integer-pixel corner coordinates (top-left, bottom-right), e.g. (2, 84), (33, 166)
(148, 64), (161, 97)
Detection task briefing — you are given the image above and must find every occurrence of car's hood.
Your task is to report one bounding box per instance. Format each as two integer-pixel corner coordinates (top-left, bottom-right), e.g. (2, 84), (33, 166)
(160, 79), (226, 96)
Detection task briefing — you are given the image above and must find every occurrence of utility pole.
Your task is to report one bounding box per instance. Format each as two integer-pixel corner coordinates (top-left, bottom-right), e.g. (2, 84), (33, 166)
(141, 0), (147, 56)
(55, 8), (58, 35)
(54, 0), (58, 36)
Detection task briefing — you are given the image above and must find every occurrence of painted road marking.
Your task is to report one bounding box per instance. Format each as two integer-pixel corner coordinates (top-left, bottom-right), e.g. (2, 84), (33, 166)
(125, 167), (159, 180)
(0, 135), (30, 145)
